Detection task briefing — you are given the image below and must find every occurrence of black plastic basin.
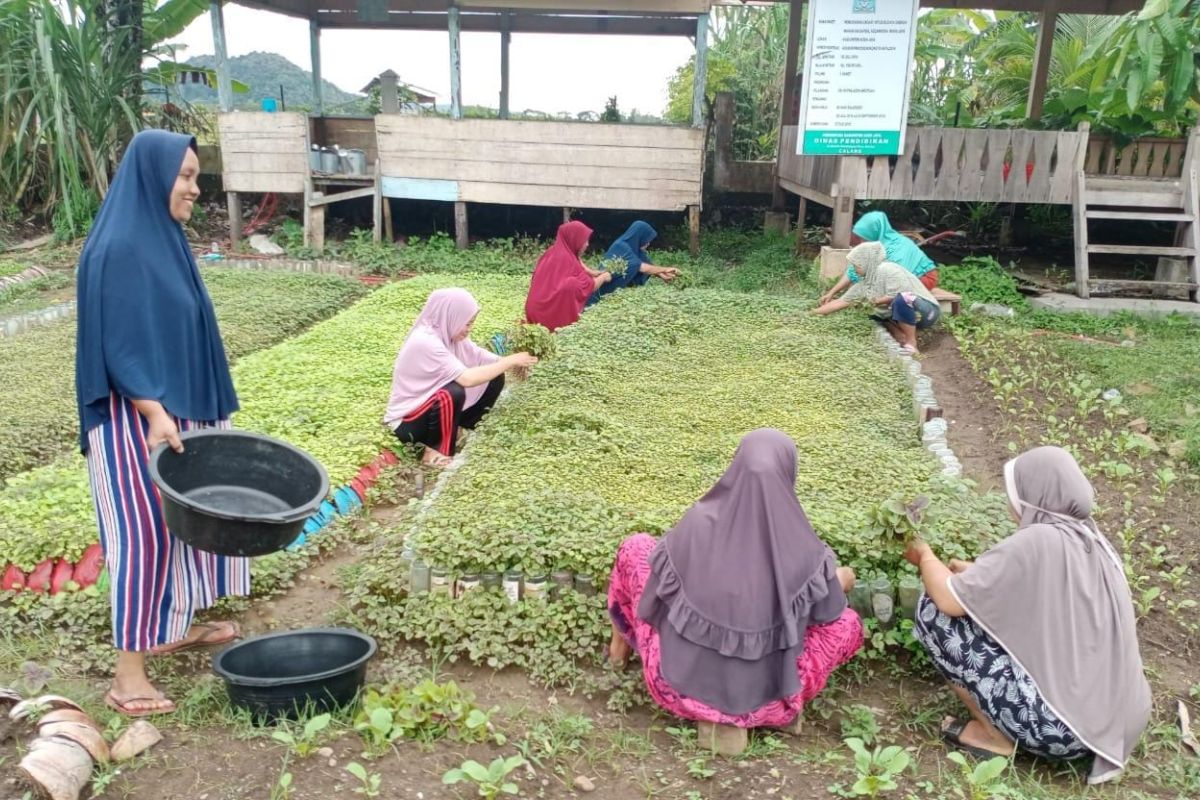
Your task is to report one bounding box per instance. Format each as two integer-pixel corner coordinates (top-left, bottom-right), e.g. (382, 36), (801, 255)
(149, 429), (329, 557)
(213, 628), (377, 721)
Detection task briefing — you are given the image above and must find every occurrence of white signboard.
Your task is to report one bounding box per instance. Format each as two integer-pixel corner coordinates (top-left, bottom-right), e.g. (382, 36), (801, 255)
(796, 0), (920, 156)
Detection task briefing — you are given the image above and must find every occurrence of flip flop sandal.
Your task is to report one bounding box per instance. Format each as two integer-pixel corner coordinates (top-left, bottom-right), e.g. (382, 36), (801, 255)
(105, 691), (176, 718)
(148, 621), (241, 656)
(940, 717), (1010, 760)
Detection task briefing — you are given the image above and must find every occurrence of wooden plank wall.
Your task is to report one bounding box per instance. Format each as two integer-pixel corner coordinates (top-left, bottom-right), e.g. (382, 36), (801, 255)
(217, 112), (309, 194)
(376, 116), (704, 211)
(834, 127), (1088, 204)
(777, 126), (839, 202)
(1084, 135), (1188, 178)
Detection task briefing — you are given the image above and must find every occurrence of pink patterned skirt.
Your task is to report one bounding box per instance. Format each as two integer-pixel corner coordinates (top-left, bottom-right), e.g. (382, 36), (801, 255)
(608, 533), (864, 728)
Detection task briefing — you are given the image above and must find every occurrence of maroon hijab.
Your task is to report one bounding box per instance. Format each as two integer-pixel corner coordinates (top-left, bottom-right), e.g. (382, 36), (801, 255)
(637, 429), (847, 715)
(524, 221), (594, 332)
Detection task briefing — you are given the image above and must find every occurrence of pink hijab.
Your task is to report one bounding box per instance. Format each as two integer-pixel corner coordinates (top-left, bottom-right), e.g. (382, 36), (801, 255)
(383, 288), (498, 426)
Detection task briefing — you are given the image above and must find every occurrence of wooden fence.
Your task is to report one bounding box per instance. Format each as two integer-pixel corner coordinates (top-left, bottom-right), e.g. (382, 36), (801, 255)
(216, 112), (308, 194)
(375, 116), (704, 211)
(766, 126), (1189, 203)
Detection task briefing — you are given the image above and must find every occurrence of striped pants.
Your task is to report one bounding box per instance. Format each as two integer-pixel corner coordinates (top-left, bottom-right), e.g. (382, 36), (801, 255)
(85, 394), (250, 652)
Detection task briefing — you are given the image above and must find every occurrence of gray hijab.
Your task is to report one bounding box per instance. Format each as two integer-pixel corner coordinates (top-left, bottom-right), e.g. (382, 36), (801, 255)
(950, 446), (1151, 784)
(844, 242), (937, 305)
(636, 429), (847, 715)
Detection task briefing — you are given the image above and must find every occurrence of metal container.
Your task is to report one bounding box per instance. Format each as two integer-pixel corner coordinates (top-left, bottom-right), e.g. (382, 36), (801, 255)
(319, 148), (339, 173)
(309, 147), (322, 172)
(343, 149), (368, 176)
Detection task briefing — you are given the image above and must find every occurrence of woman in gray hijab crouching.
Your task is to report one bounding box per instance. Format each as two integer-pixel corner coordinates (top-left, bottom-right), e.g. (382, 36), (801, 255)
(606, 429), (864, 756)
(904, 446), (1151, 785)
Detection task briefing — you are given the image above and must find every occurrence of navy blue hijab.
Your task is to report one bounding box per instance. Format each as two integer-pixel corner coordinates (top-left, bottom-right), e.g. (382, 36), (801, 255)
(75, 130), (238, 452)
(588, 220), (657, 305)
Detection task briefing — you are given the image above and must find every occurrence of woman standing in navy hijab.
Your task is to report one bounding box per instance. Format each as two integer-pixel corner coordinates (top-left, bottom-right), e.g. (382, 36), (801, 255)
(587, 221), (680, 305)
(76, 130), (246, 716)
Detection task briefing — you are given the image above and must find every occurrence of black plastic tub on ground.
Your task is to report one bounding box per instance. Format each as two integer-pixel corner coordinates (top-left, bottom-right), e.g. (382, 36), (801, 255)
(213, 628), (377, 721)
(149, 429), (329, 557)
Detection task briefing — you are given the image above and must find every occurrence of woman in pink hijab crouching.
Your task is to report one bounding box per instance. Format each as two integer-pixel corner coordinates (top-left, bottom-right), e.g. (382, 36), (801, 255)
(384, 288), (537, 468)
(607, 429), (865, 755)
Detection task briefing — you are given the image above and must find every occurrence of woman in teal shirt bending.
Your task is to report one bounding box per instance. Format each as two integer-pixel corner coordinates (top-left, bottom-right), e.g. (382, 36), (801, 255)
(818, 211), (939, 306)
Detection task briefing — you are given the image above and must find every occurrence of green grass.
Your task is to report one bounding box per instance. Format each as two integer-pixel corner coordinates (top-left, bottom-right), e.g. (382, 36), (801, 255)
(0, 268), (368, 483)
(939, 256), (1200, 468)
(0, 270), (74, 314)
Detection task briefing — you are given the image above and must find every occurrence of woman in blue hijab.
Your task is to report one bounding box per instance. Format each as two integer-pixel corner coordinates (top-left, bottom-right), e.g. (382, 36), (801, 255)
(818, 211), (938, 306)
(76, 130), (246, 717)
(587, 220), (680, 305)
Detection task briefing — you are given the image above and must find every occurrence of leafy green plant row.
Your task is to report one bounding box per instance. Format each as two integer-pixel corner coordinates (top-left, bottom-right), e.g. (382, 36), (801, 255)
(344, 285), (1011, 685)
(0, 274), (525, 571)
(0, 268), (369, 483)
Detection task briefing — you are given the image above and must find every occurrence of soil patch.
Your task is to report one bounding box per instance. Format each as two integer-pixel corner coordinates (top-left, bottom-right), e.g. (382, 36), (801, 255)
(917, 328), (1009, 491)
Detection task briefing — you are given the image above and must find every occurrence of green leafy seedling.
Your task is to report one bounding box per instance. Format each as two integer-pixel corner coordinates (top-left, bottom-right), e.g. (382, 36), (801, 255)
(442, 755), (526, 799)
(945, 751), (1012, 800)
(345, 762), (383, 797)
(844, 737), (910, 797)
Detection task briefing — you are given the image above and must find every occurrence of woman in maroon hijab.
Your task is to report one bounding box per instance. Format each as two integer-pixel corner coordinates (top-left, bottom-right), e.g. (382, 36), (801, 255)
(524, 220), (610, 332)
(607, 429), (864, 755)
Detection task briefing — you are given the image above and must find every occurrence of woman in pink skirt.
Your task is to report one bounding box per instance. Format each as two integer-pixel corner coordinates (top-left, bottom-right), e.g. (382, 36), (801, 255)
(608, 429), (863, 754)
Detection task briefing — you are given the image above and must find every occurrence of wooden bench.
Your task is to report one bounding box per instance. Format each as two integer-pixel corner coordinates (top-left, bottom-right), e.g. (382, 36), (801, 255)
(932, 288), (962, 316)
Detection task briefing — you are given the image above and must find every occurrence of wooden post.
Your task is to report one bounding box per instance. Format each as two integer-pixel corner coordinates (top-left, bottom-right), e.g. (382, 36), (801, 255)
(309, 196), (326, 253)
(383, 198), (394, 242)
(713, 92), (734, 191)
(449, 4), (463, 120)
(372, 161), (382, 243)
(309, 20), (323, 116)
(1071, 121), (1091, 299)
(209, 1), (233, 112)
(774, 0), (805, 208)
(499, 13), (511, 120)
(688, 205), (700, 256)
(562, 208), (571, 224)
(831, 192), (853, 248)
(1026, 4), (1058, 121)
(454, 201), (469, 249)
(692, 14), (708, 128)
(792, 197), (808, 255)
(227, 191), (242, 245)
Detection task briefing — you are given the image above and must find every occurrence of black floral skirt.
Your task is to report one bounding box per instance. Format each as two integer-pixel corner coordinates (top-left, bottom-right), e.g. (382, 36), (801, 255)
(914, 594), (1090, 761)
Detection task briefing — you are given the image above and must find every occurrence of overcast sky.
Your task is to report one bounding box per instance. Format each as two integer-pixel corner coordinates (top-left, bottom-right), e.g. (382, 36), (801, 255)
(173, 5), (696, 116)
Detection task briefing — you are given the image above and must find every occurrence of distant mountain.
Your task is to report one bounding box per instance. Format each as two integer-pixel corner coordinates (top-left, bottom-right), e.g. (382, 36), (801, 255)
(170, 52), (365, 112)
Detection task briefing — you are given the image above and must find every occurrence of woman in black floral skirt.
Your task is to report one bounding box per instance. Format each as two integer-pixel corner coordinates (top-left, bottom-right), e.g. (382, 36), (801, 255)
(904, 446), (1151, 786)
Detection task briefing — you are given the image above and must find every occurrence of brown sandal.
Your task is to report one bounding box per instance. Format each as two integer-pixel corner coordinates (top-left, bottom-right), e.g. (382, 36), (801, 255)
(104, 691), (176, 718)
(149, 621), (241, 656)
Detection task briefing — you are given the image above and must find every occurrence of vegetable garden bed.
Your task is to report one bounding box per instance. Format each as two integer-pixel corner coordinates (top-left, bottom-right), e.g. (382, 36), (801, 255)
(345, 284), (1012, 688)
(0, 269), (369, 483)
